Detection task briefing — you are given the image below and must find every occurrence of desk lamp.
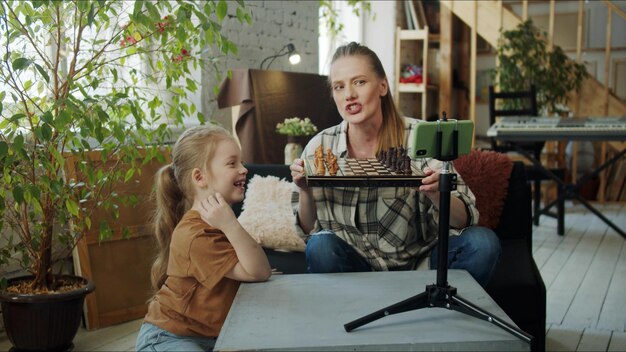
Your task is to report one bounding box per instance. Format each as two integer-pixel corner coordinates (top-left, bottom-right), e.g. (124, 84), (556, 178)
(259, 43), (301, 70)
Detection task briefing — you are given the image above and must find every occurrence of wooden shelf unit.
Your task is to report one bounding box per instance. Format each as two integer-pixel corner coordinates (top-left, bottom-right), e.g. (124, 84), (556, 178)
(394, 26), (438, 119)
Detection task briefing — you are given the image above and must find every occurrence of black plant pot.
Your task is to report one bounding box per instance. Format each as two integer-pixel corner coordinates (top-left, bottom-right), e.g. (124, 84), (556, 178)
(0, 275), (95, 352)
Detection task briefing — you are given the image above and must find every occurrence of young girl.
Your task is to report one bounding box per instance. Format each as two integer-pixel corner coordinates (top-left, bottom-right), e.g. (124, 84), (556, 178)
(135, 125), (271, 352)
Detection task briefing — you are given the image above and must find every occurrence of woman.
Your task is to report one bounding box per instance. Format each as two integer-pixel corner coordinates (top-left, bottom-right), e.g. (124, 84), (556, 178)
(289, 42), (500, 287)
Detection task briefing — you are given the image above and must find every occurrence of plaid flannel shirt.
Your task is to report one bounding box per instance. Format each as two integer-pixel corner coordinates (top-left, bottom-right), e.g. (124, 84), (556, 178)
(292, 117), (479, 271)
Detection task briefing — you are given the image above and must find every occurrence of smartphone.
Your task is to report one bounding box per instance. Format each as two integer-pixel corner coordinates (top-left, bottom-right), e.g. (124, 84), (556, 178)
(411, 120), (474, 159)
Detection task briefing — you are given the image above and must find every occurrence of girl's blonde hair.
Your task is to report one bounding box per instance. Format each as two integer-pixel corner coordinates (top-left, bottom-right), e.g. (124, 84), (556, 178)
(330, 42), (406, 154)
(150, 124), (235, 290)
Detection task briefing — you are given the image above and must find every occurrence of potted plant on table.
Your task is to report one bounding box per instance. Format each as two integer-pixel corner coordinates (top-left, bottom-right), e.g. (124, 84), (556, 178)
(0, 1), (249, 350)
(276, 117), (318, 165)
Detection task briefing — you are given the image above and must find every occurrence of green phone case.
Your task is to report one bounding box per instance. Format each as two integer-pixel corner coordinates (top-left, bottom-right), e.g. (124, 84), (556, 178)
(411, 120), (474, 159)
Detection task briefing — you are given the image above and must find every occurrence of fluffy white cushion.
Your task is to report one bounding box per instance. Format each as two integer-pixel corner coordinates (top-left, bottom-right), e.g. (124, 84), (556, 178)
(237, 175), (305, 252)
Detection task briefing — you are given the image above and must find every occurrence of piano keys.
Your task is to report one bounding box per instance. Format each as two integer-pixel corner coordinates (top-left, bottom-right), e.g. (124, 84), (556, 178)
(487, 116), (626, 141)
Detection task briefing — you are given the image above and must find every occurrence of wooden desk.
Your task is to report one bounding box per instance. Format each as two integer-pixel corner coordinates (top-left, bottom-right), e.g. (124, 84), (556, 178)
(215, 270), (529, 351)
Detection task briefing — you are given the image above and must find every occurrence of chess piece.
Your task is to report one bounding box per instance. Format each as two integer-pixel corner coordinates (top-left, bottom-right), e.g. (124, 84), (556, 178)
(328, 154), (339, 176)
(378, 150), (385, 163)
(314, 145), (324, 168)
(316, 158), (326, 176)
(390, 148), (398, 172)
(403, 155), (412, 174)
(385, 147), (394, 168)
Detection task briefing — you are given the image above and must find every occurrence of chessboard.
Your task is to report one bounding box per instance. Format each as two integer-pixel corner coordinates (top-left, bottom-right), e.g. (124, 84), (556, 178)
(304, 156), (424, 187)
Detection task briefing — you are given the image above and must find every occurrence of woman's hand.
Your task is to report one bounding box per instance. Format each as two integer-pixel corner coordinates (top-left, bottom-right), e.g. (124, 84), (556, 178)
(290, 158), (309, 190)
(199, 193), (237, 231)
(419, 167), (440, 203)
(419, 167), (470, 228)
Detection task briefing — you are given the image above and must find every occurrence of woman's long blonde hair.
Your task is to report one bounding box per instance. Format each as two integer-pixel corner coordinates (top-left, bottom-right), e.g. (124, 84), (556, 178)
(150, 124), (235, 291)
(330, 42), (406, 154)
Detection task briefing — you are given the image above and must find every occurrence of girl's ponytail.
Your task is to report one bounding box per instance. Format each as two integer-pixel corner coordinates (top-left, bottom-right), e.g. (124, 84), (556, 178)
(150, 164), (185, 291)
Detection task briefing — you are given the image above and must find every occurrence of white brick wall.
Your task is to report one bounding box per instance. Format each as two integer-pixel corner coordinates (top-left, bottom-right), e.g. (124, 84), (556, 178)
(202, 1), (320, 129)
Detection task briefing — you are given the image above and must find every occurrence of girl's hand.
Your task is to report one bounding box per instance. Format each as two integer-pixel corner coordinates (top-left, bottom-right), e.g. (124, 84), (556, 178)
(419, 167), (440, 202)
(290, 158), (309, 190)
(199, 193), (238, 231)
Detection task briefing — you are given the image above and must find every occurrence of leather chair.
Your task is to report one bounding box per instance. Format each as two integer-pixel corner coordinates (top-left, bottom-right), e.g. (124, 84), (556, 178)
(488, 85), (566, 235)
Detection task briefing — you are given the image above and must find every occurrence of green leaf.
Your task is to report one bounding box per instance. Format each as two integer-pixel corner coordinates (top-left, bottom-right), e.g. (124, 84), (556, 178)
(216, 0), (227, 21)
(133, 0), (144, 17)
(12, 185), (24, 204)
(40, 123), (52, 141)
(145, 1), (160, 19)
(50, 179), (62, 195)
(41, 111), (53, 124)
(12, 58), (31, 71)
(0, 141), (7, 159)
(124, 167), (135, 182)
(76, 0), (90, 12)
(99, 221), (113, 241)
(32, 63), (50, 83)
(66, 199), (80, 217)
(86, 3), (96, 26)
(12, 134), (24, 152)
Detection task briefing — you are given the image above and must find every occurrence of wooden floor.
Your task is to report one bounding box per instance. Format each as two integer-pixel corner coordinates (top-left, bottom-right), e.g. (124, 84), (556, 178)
(1, 202), (625, 351)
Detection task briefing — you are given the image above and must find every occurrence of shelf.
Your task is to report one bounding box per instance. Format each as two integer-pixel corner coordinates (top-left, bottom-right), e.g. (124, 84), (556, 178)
(398, 29), (428, 40)
(398, 29), (440, 42)
(395, 26), (436, 119)
(398, 83), (438, 93)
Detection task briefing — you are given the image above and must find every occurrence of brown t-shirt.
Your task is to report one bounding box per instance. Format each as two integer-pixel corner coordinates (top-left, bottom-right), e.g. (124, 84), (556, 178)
(144, 210), (240, 337)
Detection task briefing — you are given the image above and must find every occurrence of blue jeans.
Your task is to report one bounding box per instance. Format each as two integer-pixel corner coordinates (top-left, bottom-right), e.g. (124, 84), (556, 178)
(429, 226), (501, 287)
(305, 227), (501, 287)
(135, 322), (216, 352)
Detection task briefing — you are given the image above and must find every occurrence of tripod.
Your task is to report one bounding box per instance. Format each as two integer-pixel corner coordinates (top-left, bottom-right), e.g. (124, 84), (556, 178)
(344, 117), (533, 346)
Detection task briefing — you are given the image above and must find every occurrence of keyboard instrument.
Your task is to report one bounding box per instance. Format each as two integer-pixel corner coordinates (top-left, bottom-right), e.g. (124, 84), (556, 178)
(487, 116), (626, 141)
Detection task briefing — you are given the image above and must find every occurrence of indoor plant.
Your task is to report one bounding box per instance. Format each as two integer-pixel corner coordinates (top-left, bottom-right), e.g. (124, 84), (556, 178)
(493, 19), (588, 115)
(276, 117), (318, 164)
(0, 0), (249, 350)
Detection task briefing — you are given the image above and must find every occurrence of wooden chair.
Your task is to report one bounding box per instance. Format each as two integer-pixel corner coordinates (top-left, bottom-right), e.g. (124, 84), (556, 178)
(488, 85), (565, 235)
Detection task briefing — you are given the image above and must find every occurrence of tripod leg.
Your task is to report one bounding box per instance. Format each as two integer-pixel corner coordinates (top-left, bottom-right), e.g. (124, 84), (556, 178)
(344, 290), (429, 332)
(448, 294), (533, 344)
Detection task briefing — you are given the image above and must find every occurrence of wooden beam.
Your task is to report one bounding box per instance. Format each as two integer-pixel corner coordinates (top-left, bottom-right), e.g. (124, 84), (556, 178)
(439, 5), (453, 116)
(575, 77), (626, 116)
(470, 0), (477, 145)
(522, 0), (528, 21)
(440, 0), (520, 48)
(603, 0), (626, 21)
(604, 7), (612, 116)
(548, 0), (555, 51)
(576, 0), (584, 63)
(572, 0), (585, 183)
(598, 6), (613, 202)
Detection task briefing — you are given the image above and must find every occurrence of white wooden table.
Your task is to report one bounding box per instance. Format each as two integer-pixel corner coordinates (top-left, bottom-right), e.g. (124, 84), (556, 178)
(215, 270), (529, 351)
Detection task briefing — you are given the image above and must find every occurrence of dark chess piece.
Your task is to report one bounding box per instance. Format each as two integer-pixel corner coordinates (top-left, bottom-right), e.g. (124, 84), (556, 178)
(403, 155), (412, 174)
(390, 150), (397, 172)
(385, 147), (394, 168)
(378, 150), (386, 163)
